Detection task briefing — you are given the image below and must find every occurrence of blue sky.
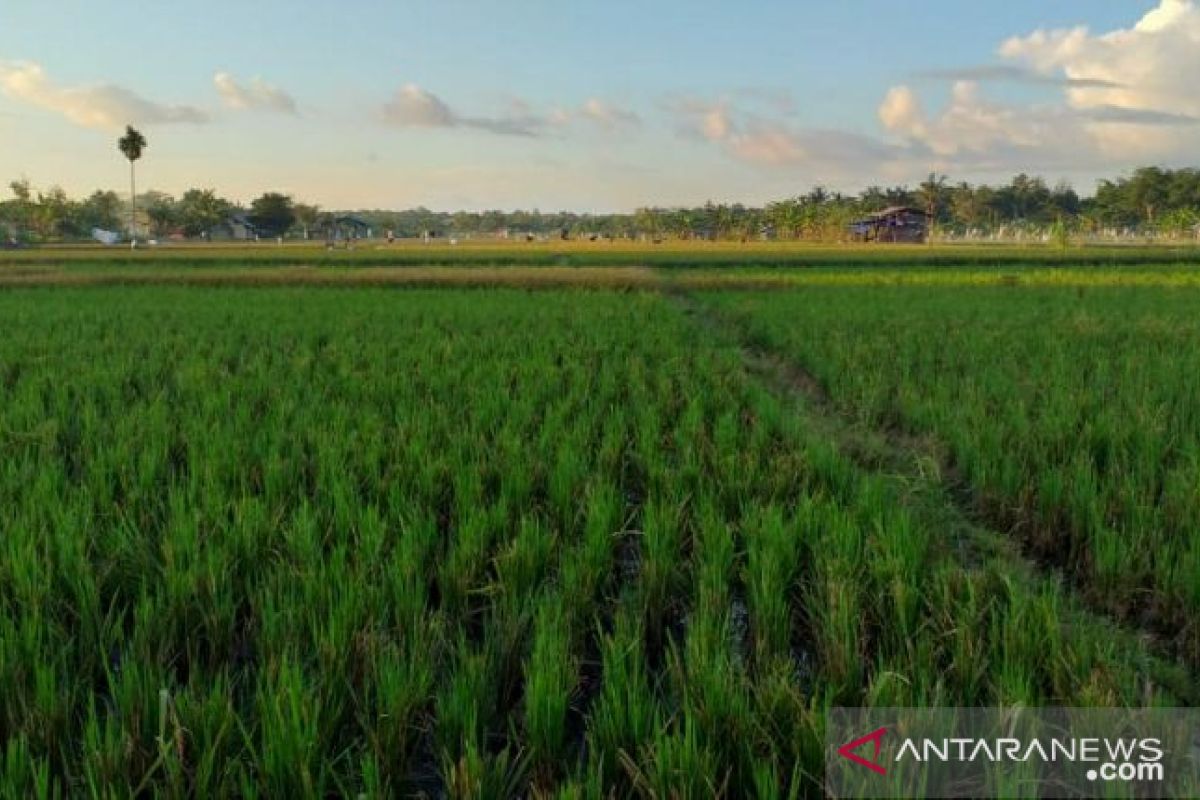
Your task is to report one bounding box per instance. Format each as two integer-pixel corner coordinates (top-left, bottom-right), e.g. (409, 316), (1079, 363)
(1, 0), (1192, 211)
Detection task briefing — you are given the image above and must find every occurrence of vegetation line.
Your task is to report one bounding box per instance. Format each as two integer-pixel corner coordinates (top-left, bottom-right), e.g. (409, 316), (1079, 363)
(5, 168), (1200, 246)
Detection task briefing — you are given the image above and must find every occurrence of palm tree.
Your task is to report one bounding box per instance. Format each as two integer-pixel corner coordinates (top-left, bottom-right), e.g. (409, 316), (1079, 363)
(918, 173), (947, 219)
(918, 172), (948, 241)
(118, 126), (147, 248)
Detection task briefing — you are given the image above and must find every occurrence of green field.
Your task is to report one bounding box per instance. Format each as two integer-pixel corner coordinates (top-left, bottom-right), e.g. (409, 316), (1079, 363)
(6, 239), (1200, 271)
(1, 255), (1198, 796)
(705, 285), (1200, 655)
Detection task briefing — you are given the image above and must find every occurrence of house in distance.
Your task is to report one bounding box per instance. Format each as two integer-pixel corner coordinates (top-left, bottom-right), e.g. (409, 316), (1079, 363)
(849, 206), (930, 243)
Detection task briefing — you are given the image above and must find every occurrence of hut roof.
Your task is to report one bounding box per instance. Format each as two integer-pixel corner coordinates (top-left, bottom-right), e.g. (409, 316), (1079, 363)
(866, 206), (929, 220)
(226, 212), (261, 231)
(333, 214), (370, 228)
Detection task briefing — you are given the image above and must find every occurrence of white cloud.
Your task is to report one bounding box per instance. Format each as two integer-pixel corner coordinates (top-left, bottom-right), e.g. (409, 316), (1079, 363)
(700, 104), (734, 141)
(381, 83), (457, 127)
(213, 72), (297, 114)
(880, 81), (1062, 158)
(0, 61), (207, 130)
(879, 1), (1200, 172)
(668, 95), (898, 174)
(381, 83), (546, 136)
(727, 126), (802, 164)
(1000, 0), (1200, 123)
(381, 84), (641, 138)
(878, 86), (925, 139)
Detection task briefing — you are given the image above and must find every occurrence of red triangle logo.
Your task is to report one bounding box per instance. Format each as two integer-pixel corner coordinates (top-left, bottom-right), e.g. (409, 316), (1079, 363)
(838, 726), (888, 775)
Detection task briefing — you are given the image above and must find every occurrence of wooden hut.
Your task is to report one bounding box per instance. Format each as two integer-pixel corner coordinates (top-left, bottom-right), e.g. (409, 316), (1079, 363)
(205, 212), (262, 241)
(849, 206), (930, 243)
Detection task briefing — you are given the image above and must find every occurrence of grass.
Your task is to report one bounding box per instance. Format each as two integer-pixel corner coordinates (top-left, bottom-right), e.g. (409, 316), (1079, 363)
(0, 275), (1195, 796)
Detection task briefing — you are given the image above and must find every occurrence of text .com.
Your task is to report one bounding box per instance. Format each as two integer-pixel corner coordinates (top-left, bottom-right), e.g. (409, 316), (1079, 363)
(1089, 761), (1165, 783)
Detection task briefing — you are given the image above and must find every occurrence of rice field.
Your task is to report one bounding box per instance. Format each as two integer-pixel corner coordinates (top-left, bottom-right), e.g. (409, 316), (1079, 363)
(0, 267), (1197, 796)
(704, 284), (1200, 663)
(5, 239), (1200, 271)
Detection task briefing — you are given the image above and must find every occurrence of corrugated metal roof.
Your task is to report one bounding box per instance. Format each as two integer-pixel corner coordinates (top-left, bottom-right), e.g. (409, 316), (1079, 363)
(868, 206), (929, 219)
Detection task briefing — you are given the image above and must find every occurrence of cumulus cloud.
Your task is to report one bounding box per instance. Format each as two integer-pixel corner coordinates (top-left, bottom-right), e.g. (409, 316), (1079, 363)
(0, 61), (207, 130)
(381, 83), (548, 136)
(382, 84), (457, 127)
(667, 95), (898, 174)
(880, 81), (1061, 158)
(213, 72), (297, 114)
(380, 84), (640, 138)
(999, 0), (1200, 118)
(880, 1), (1200, 172)
(878, 86), (926, 139)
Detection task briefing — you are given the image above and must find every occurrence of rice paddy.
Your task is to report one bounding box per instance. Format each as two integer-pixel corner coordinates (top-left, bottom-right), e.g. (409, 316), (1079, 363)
(6, 239), (1200, 271)
(1, 252), (1198, 796)
(704, 284), (1200, 664)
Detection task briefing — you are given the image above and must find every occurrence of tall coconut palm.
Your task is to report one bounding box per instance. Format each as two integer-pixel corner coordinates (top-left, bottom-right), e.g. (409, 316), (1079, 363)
(918, 172), (948, 241)
(117, 126), (147, 248)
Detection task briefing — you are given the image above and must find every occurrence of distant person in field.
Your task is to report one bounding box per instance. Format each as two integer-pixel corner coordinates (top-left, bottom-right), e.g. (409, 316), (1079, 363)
(386, 229), (395, 244)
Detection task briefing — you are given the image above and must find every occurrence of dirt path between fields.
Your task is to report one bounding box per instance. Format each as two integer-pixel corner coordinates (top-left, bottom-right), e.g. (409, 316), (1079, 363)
(669, 288), (1200, 702)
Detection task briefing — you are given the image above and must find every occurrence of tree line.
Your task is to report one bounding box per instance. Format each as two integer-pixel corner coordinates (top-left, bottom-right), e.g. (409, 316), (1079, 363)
(4, 166), (1200, 244)
(0, 182), (315, 243)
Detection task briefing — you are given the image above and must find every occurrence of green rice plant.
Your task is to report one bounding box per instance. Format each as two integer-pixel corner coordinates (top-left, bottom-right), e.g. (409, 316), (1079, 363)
(556, 481), (620, 625)
(805, 505), (868, 701)
(492, 517), (557, 622)
(743, 505), (804, 670)
(750, 760), (803, 800)
(250, 658), (335, 797)
(749, 663), (824, 796)
(638, 497), (687, 652)
(622, 716), (727, 799)
(171, 677), (244, 797)
(437, 508), (498, 621)
(524, 596), (578, 777)
(586, 607), (660, 788)
(666, 612), (754, 784)
(691, 498), (735, 621)
(0, 735), (59, 800)
(442, 741), (528, 800)
(360, 640), (436, 789)
(435, 635), (497, 761)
